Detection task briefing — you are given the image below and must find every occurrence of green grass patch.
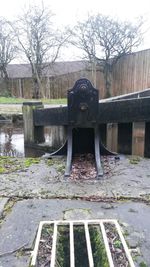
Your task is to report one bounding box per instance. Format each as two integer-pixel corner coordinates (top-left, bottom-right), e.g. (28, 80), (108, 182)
(0, 97), (67, 105)
(42, 98), (67, 105)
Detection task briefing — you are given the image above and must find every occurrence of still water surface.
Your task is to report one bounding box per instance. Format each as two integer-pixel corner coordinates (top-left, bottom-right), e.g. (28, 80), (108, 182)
(0, 122), (56, 157)
(0, 122), (24, 157)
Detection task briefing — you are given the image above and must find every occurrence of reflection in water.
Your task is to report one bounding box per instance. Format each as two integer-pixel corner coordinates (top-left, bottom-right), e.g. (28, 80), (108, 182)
(0, 123), (65, 158)
(24, 146), (45, 158)
(0, 123), (24, 157)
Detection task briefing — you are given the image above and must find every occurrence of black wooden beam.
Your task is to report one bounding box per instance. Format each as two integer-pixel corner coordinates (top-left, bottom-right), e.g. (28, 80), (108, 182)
(34, 97), (150, 126)
(99, 97), (150, 123)
(34, 106), (68, 126)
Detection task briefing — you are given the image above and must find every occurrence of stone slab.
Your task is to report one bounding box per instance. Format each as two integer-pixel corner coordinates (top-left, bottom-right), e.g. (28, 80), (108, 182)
(0, 254), (29, 267)
(0, 199), (150, 267)
(0, 156), (150, 200)
(0, 198), (9, 216)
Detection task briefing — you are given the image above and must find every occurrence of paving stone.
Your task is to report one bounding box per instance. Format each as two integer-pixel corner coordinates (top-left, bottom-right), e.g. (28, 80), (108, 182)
(63, 208), (92, 220)
(0, 198), (9, 216)
(0, 156), (150, 200)
(0, 199), (149, 266)
(0, 254), (29, 267)
(101, 203), (116, 209)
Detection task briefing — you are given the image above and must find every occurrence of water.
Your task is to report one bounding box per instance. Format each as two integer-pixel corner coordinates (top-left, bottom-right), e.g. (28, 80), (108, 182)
(0, 123), (64, 157)
(0, 122), (24, 157)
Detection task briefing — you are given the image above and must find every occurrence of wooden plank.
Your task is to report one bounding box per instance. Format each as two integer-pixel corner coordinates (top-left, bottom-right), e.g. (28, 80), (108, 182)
(33, 97), (150, 126)
(34, 106), (68, 126)
(106, 123), (118, 152)
(22, 102), (45, 143)
(112, 49), (150, 96)
(98, 97), (150, 123)
(132, 122), (145, 157)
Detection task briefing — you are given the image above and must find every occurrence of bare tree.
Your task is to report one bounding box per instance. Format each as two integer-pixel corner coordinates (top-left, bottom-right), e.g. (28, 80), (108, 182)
(11, 4), (68, 98)
(69, 14), (143, 97)
(0, 18), (17, 94)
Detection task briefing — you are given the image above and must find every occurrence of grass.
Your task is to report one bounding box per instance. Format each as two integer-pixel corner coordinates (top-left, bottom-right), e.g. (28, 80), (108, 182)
(0, 97), (67, 105)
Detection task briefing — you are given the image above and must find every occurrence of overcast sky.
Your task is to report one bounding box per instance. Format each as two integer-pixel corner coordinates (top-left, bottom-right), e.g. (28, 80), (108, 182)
(0, 0), (150, 61)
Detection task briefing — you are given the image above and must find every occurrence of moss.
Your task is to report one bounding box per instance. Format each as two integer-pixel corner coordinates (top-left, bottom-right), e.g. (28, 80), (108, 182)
(129, 156), (141, 164)
(140, 261), (148, 267)
(0, 156), (41, 174)
(41, 224), (53, 236)
(46, 158), (66, 174)
(3, 199), (16, 215)
(123, 229), (129, 237)
(0, 167), (6, 173)
(16, 249), (26, 258)
(73, 225), (89, 267)
(46, 159), (54, 166)
(39, 189), (50, 197)
(56, 226), (70, 267)
(30, 224), (110, 267)
(114, 239), (122, 248)
(0, 156), (21, 173)
(0, 198), (17, 226)
(140, 194), (150, 201)
(89, 226), (109, 267)
(24, 157), (40, 168)
(56, 163), (65, 174)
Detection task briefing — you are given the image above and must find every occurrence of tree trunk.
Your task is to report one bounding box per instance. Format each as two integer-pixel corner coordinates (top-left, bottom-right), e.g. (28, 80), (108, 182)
(31, 64), (44, 99)
(32, 77), (40, 99)
(104, 62), (112, 98)
(0, 67), (11, 96)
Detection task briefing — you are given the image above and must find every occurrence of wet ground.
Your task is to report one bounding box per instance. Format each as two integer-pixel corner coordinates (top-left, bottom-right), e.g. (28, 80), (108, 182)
(0, 155), (150, 267)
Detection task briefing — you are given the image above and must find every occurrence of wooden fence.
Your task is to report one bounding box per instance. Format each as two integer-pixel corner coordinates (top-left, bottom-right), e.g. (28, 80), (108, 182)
(112, 49), (150, 96)
(0, 49), (150, 99)
(2, 69), (105, 99)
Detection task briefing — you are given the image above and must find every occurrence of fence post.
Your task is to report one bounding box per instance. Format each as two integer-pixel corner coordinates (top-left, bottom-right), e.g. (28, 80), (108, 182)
(106, 123), (118, 152)
(132, 122), (145, 157)
(22, 101), (45, 144)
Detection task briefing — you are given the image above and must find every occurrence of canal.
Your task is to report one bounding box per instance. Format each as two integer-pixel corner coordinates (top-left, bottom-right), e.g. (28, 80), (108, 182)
(0, 121), (61, 157)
